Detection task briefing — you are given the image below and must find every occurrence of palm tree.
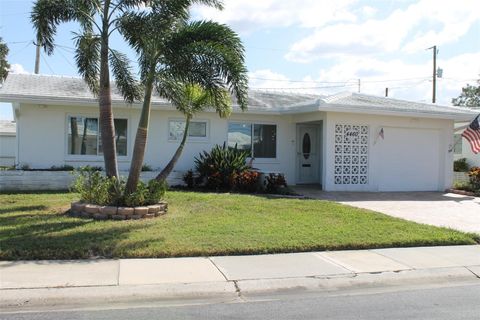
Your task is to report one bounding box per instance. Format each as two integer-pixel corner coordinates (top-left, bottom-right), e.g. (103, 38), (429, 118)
(119, 11), (248, 193)
(30, 0), (217, 178)
(31, 0), (144, 177)
(156, 84), (231, 181)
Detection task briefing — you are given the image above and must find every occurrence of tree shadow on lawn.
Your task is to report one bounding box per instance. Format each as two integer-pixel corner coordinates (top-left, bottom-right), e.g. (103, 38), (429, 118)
(0, 205), (48, 215)
(0, 215), (158, 260)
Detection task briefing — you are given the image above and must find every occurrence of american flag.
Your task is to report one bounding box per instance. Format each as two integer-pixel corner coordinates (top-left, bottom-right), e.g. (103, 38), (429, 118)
(462, 115), (480, 154)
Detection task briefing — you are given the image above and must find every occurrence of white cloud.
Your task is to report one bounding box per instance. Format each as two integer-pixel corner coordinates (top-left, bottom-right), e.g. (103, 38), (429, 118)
(9, 63), (29, 74)
(192, 0), (357, 33)
(285, 0), (480, 63)
(249, 52), (480, 105)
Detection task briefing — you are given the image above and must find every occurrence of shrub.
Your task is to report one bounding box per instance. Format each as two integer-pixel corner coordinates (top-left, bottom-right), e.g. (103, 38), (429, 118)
(124, 179), (167, 207)
(146, 179), (167, 204)
(468, 167), (480, 190)
(124, 181), (149, 207)
(234, 170), (261, 193)
(72, 166), (166, 207)
(183, 169), (195, 188)
(454, 158), (469, 172)
(194, 143), (249, 190)
(141, 164), (153, 172)
(50, 165), (75, 171)
(264, 173), (288, 194)
(72, 167), (112, 205)
(453, 181), (474, 192)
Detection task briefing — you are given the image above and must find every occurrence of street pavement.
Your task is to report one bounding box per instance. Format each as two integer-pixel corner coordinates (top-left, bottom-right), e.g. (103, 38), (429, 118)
(0, 245), (479, 312)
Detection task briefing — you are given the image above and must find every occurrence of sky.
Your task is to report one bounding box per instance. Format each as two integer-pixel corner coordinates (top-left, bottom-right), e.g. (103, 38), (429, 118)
(0, 0), (479, 120)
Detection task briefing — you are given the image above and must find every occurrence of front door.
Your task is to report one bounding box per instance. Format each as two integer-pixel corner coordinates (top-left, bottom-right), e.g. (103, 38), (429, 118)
(297, 126), (319, 184)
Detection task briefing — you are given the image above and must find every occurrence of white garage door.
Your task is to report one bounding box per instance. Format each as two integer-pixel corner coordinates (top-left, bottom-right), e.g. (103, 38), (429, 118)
(377, 127), (440, 191)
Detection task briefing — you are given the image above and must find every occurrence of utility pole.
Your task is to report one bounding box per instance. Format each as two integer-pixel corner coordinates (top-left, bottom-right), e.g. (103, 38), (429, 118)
(427, 45), (437, 103)
(385, 88), (389, 97)
(33, 38), (40, 74)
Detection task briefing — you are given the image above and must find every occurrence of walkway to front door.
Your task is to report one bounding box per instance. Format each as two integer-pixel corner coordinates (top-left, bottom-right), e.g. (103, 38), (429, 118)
(292, 186), (480, 234)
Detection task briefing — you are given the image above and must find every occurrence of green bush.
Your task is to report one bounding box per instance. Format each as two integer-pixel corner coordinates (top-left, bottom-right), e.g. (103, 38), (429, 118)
(72, 167), (113, 205)
(50, 165), (75, 171)
(454, 158), (469, 172)
(141, 164), (153, 172)
(264, 173), (288, 194)
(183, 169), (195, 188)
(146, 179), (167, 204)
(72, 166), (166, 206)
(194, 143), (249, 190)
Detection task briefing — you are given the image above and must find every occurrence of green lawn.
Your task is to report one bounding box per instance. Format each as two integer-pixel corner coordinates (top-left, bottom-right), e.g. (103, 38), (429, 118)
(0, 191), (478, 260)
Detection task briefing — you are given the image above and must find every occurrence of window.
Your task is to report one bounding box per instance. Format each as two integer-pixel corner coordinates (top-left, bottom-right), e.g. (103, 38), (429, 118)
(168, 120), (208, 141)
(67, 116), (128, 156)
(228, 122), (277, 158)
(453, 134), (463, 154)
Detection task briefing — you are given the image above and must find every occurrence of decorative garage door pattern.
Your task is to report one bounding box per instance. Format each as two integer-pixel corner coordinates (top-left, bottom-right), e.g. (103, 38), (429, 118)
(334, 124), (369, 185)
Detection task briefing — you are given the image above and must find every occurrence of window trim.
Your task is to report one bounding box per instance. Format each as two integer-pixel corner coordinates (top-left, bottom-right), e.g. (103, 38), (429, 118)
(227, 121), (278, 160)
(167, 118), (210, 143)
(64, 113), (130, 161)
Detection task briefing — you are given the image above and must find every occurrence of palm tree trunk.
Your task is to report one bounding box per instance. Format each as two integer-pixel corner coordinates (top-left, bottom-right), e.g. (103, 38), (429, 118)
(156, 116), (190, 181)
(125, 68), (155, 193)
(98, 0), (118, 178)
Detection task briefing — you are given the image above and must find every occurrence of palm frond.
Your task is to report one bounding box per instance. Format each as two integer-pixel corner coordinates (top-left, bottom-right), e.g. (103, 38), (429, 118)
(162, 20), (248, 110)
(109, 49), (142, 103)
(31, 0), (77, 54)
(73, 31), (101, 95)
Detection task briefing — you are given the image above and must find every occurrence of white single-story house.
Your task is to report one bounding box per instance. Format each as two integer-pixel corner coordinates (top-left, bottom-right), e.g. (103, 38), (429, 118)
(0, 120), (16, 166)
(0, 73), (477, 191)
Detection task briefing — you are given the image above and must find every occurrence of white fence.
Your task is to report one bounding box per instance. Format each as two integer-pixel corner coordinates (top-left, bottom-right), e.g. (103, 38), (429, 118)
(0, 170), (184, 192)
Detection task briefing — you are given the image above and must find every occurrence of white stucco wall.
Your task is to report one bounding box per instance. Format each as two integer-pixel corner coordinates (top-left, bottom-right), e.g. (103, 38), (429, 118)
(0, 134), (15, 166)
(15, 103), (297, 184)
(458, 141), (480, 167)
(323, 112), (453, 192)
(14, 103), (455, 191)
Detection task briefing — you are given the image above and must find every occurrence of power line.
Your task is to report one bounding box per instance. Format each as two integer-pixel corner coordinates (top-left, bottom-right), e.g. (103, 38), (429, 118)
(7, 41), (32, 59)
(41, 52), (55, 75)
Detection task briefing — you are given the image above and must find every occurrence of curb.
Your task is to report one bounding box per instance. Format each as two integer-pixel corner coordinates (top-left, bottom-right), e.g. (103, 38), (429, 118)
(236, 267), (480, 294)
(0, 281), (237, 311)
(1, 267), (479, 311)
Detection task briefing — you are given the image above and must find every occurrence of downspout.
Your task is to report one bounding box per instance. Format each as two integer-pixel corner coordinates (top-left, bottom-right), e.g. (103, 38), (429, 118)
(13, 102), (20, 168)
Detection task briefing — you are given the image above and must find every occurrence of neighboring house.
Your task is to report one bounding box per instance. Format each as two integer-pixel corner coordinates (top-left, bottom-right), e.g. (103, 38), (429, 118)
(0, 74), (477, 192)
(454, 121), (480, 167)
(0, 120), (16, 166)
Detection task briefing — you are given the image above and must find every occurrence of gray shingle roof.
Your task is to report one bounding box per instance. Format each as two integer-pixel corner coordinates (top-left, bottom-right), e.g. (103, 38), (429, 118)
(0, 73), (477, 120)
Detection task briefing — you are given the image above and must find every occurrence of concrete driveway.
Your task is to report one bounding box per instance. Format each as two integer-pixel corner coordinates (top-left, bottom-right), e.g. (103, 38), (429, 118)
(293, 187), (480, 234)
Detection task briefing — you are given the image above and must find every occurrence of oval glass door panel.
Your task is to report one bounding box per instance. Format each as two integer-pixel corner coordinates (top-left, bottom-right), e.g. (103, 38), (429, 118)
(303, 133), (311, 159)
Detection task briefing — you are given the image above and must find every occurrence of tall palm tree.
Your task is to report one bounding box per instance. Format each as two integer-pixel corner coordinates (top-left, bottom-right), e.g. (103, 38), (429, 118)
(156, 84), (231, 181)
(30, 0), (218, 178)
(119, 11), (248, 193)
(31, 0), (145, 178)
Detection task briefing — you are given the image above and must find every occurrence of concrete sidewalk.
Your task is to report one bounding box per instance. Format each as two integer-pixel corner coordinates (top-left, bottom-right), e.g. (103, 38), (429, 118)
(1, 245), (479, 309)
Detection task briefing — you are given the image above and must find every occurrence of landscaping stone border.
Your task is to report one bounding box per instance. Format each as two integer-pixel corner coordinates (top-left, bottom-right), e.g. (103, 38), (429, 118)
(445, 189), (476, 197)
(69, 201), (168, 220)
